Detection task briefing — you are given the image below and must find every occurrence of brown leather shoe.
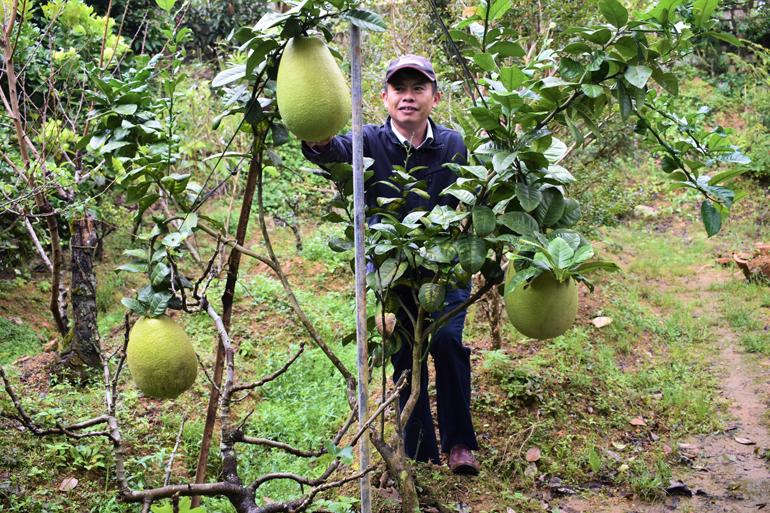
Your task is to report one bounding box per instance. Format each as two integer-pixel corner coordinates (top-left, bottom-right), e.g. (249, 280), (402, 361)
(448, 445), (480, 475)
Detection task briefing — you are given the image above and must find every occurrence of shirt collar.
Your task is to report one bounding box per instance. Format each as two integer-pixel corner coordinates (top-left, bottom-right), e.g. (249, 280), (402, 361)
(390, 119), (433, 149)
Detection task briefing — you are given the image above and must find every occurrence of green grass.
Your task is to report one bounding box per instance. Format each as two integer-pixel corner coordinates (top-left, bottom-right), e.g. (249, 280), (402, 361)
(0, 317), (41, 365)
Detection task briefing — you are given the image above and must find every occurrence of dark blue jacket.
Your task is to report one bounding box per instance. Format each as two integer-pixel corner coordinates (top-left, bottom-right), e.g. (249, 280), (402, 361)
(301, 117), (467, 215)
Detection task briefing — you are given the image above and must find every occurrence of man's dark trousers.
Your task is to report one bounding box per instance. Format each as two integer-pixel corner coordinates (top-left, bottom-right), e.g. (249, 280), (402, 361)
(391, 285), (478, 463)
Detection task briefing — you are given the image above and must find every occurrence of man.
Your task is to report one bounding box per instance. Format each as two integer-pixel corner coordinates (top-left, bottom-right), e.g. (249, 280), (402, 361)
(301, 55), (480, 475)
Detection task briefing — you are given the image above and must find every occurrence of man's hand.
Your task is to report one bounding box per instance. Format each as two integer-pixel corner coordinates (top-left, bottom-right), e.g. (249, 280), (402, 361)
(305, 137), (332, 150)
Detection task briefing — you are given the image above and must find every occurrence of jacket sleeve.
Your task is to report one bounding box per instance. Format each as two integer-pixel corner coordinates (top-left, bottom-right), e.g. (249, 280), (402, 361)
(300, 133), (354, 165)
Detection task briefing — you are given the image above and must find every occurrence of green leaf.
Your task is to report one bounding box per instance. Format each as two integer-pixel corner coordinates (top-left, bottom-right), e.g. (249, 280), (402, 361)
(557, 198), (581, 227)
(700, 199), (721, 237)
(151, 496), (206, 513)
(148, 292), (173, 317)
(598, 0), (628, 27)
(489, 0), (513, 19)
(499, 66), (527, 90)
(572, 244), (595, 264)
(581, 83), (604, 98)
(343, 9), (387, 32)
(473, 53), (497, 72)
(544, 164), (575, 184)
(624, 65), (652, 89)
(547, 238), (574, 269)
(154, 0), (175, 12)
(515, 183), (542, 212)
(536, 188), (566, 227)
(150, 263), (171, 288)
(121, 298), (147, 316)
(442, 188), (476, 205)
(499, 211), (539, 236)
(616, 80), (633, 120)
(122, 249), (148, 260)
(470, 107), (500, 130)
(573, 260), (620, 274)
(652, 69), (679, 95)
(540, 77), (574, 89)
(212, 65), (246, 88)
(113, 104), (138, 116)
(488, 41), (526, 58)
(116, 262), (147, 273)
(702, 30), (742, 46)
(708, 168), (747, 185)
(370, 258), (408, 289)
(693, 0), (719, 28)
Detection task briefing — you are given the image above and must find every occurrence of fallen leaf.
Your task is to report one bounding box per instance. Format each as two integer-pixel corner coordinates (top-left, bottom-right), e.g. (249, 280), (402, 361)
(611, 442), (627, 450)
(591, 316), (612, 328)
(663, 444), (672, 455)
(506, 508), (516, 513)
(629, 416), (647, 426)
(58, 477), (78, 492)
(462, 6), (477, 17)
(678, 443), (697, 450)
(666, 480), (693, 497)
(735, 436), (755, 445)
(525, 447), (541, 462)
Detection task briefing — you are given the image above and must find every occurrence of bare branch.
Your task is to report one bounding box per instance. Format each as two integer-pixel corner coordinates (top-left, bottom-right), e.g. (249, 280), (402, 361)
(232, 342), (305, 393)
(195, 352), (220, 393)
(24, 216), (53, 271)
(0, 366), (111, 437)
(164, 416), (186, 486)
(238, 436), (324, 458)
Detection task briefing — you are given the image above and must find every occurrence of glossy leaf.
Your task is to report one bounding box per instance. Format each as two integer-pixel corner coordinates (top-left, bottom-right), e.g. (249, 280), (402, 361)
(700, 200), (722, 237)
(599, 0), (628, 27)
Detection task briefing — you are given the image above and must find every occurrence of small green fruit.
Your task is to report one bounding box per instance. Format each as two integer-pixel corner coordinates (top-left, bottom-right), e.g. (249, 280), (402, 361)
(276, 36), (351, 141)
(504, 269), (578, 339)
(127, 316), (197, 399)
(457, 235), (486, 275)
(472, 206), (496, 237)
(419, 283), (446, 313)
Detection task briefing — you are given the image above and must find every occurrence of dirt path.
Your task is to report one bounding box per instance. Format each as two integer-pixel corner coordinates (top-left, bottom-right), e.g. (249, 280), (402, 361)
(559, 266), (770, 513)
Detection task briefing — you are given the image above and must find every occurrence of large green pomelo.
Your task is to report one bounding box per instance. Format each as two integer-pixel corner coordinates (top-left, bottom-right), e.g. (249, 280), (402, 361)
(127, 316), (197, 399)
(276, 36), (351, 141)
(504, 269), (578, 339)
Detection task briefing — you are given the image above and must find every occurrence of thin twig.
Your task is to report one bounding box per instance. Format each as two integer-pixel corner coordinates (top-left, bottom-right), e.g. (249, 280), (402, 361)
(164, 416), (186, 486)
(232, 342), (305, 393)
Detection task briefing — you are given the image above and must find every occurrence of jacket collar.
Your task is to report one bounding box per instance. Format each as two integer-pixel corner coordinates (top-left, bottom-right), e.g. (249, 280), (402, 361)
(382, 117), (443, 150)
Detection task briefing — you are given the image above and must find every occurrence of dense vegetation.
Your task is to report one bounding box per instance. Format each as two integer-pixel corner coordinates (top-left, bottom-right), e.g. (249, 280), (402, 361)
(1, 0), (768, 512)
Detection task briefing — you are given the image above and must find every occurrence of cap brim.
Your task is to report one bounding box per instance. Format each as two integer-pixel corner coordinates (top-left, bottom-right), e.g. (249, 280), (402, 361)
(385, 65), (436, 83)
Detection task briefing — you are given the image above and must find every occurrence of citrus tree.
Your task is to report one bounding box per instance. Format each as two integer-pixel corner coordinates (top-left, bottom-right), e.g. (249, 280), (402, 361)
(3, 0), (391, 511)
(267, 0), (749, 510)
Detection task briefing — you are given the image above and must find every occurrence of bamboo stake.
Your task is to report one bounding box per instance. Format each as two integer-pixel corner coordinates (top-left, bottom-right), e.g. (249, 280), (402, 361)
(349, 24), (371, 513)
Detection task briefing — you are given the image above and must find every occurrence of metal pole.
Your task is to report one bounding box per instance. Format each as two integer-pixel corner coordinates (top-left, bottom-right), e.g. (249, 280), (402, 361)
(350, 24), (371, 513)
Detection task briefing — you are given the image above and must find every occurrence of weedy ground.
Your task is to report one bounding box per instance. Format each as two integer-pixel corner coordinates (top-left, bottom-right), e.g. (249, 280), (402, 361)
(1, 171), (769, 513)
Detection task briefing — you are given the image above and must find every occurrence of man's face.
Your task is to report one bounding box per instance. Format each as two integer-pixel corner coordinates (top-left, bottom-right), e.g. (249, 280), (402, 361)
(381, 70), (441, 131)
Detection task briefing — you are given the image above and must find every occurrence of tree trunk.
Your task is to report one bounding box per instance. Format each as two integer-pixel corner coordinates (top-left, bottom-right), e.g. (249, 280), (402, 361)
(475, 275), (504, 350)
(191, 132), (264, 508)
(59, 215), (101, 376)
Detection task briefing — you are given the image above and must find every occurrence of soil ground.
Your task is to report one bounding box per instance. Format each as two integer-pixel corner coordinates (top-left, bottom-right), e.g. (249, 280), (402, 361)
(559, 265), (770, 513)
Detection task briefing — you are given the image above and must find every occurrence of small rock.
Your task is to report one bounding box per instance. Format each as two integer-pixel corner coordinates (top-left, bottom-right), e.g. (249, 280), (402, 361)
(735, 436), (755, 445)
(634, 205), (658, 219)
(525, 447), (542, 462)
(629, 416), (647, 426)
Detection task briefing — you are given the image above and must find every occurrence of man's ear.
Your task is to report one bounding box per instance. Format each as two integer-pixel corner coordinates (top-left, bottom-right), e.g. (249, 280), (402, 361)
(432, 90), (442, 107)
(381, 88), (388, 106)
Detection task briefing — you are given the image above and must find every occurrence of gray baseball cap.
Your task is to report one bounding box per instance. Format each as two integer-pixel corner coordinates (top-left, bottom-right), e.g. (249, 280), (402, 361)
(384, 54), (437, 84)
